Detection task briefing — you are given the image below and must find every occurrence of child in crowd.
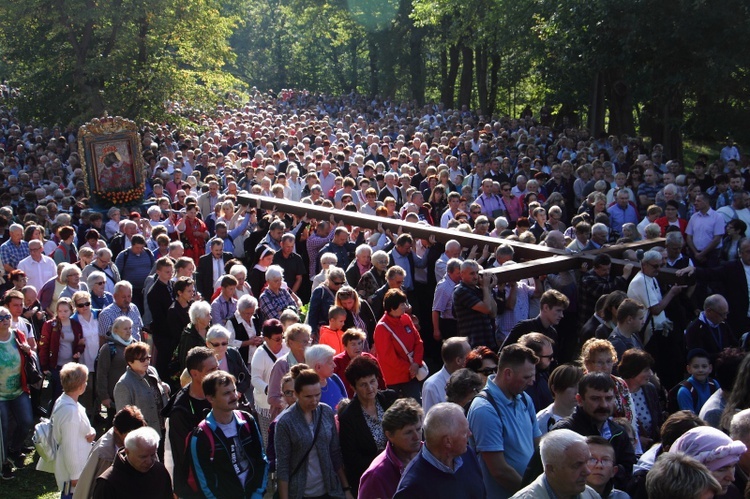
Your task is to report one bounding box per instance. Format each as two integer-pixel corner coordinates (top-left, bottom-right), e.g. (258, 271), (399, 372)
(319, 305), (347, 354)
(536, 364), (584, 434)
(677, 348), (719, 414)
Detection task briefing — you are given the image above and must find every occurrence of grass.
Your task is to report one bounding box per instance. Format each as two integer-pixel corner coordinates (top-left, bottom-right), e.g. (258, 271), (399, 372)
(683, 139), (722, 167)
(1, 451), (59, 499)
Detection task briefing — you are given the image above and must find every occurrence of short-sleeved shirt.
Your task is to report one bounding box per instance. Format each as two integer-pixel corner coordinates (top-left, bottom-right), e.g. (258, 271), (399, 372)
(686, 209), (725, 251)
(0, 330), (22, 400)
(432, 276), (458, 319)
(453, 282), (496, 349)
(0, 239), (30, 269)
(98, 303), (144, 341)
(627, 272), (667, 341)
(468, 376), (541, 499)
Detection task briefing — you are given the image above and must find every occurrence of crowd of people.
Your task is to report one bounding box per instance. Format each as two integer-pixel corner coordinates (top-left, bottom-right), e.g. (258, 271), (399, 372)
(0, 89), (748, 498)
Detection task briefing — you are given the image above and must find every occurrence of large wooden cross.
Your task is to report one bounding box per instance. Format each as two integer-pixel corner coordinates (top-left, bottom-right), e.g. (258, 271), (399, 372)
(238, 194), (687, 285)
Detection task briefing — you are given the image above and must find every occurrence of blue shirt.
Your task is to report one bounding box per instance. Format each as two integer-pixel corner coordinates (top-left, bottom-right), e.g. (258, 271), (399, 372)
(468, 375), (541, 499)
(607, 203), (638, 234)
(677, 375), (719, 414)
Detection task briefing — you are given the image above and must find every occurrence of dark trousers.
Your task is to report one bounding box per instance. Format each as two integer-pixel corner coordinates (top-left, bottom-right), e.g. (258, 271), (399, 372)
(439, 317), (458, 339)
(390, 379), (422, 405)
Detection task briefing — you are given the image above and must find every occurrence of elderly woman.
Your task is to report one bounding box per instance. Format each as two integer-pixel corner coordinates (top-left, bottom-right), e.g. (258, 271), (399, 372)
(229, 264), (253, 298)
(356, 250), (388, 305)
(670, 426), (747, 498)
(177, 300), (212, 370)
(71, 290), (100, 421)
(275, 365), (352, 499)
(251, 319), (289, 445)
(39, 297), (85, 403)
(113, 342), (169, 454)
(336, 285), (377, 347)
(312, 252), (338, 292)
(258, 265), (302, 322)
(146, 204), (176, 235)
(80, 228), (107, 252)
(0, 306), (34, 478)
(40, 362), (95, 495)
(618, 349), (664, 451)
(225, 294), (263, 364)
(268, 324), (311, 419)
(96, 316), (134, 419)
(307, 267), (347, 340)
(75, 246), (95, 273)
(373, 289), (424, 402)
(249, 246), (276, 298)
(306, 344), (347, 410)
(339, 355), (398, 493)
(59, 264), (89, 300)
(53, 225), (78, 265)
(205, 325), (251, 397)
(86, 270), (114, 311)
(105, 207), (121, 240)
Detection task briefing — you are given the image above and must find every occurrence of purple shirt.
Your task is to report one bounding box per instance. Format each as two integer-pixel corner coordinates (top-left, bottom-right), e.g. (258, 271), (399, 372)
(359, 441), (413, 499)
(686, 209), (725, 251)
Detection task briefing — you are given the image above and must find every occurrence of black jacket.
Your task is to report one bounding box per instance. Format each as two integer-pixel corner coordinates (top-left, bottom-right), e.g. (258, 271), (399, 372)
(196, 251), (233, 300)
(338, 390), (398, 496)
(694, 261), (748, 336)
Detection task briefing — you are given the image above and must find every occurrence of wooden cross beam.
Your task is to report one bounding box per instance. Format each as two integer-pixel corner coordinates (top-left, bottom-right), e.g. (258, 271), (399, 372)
(238, 194), (689, 286)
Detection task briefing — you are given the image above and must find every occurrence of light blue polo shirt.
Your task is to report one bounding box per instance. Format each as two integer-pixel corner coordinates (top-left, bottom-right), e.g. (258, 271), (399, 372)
(467, 375), (541, 499)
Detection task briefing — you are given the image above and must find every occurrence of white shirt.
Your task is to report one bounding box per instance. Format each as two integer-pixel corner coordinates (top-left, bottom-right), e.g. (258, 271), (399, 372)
(17, 254), (57, 292)
(77, 313), (100, 371)
(422, 366), (451, 413)
(250, 341), (289, 411)
(627, 271), (666, 342)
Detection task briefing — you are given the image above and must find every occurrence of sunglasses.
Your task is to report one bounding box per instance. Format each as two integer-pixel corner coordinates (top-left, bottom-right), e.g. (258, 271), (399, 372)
(210, 342), (228, 347)
(331, 281), (345, 286)
(478, 367), (497, 376)
(0, 314), (11, 321)
(75, 302), (91, 308)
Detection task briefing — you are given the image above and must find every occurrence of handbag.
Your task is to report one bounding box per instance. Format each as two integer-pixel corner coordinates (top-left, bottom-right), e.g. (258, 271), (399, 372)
(379, 321), (429, 381)
(15, 334), (44, 388)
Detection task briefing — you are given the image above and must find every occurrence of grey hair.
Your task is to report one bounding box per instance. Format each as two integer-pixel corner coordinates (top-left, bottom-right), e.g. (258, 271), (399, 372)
(114, 281), (133, 294)
(460, 259), (480, 272)
(540, 428), (587, 467)
(327, 267), (346, 283)
(494, 216), (509, 231)
(304, 344), (335, 369)
(371, 250), (388, 265)
(189, 300), (212, 323)
(446, 258), (462, 274)
(112, 316), (134, 334)
(237, 294), (258, 312)
(124, 426), (161, 451)
(147, 205), (161, 217)
(642, 249), (663, 264)
(96, 247), (113, 259)
(265, 265), (284, 281)
(445, 239), (461, 252)
(704, 294), (728, 311)
(229, 265), (248, 278)
(644, 223), (661, 239)
(730, 408), (750, 443)
(591, 223), (609, 236)
(665, 231), (684, 246)
(355, 244), (372, 257)
(87, 271), (106, 288)
(423, 402), (465, 445)
(320, 252), (338, 266)
(9, 223), (23, 233)
(496, 243), (515, 258)
(206, 325), (231, 342)
(61, 264), (81, 281)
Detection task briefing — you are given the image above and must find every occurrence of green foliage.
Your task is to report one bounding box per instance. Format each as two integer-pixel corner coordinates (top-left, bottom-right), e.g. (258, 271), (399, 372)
(0, 0), (246, 125)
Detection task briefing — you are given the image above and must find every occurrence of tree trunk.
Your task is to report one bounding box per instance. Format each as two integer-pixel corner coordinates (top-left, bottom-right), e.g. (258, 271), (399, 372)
(350, 37), (358, 92)
(605, 70), (635, 136)
(441, 44), (460, 109)
(458, 44), (473, 109)
(589, 71), (605, 137)
(410, 26), (425, 105)
(488, 53), (501, 117)
(475, 44), (488, 117)
(368, 36), (379, 96)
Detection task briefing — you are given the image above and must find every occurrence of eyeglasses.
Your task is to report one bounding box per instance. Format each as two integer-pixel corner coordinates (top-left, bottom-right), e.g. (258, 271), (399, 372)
(136, 355), (152, 362)
(588, 457), (613, 467)
(471, 211), (481, 215)
(75, 302), (91, 308)
(331, 281), (345, 286)
(210, 341), (228, 347)
(478, 367), (497, 376)
(95, 281), (105, 285)
(282, 390), (295, 397)
(0, 314), (11, 321)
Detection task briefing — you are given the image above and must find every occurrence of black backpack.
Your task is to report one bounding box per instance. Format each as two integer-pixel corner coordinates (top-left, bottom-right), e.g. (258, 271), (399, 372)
(666, 378), (718, 414)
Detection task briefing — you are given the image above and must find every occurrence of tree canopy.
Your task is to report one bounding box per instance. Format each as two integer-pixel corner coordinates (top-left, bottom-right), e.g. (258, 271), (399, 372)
(0, 0), (748, 150)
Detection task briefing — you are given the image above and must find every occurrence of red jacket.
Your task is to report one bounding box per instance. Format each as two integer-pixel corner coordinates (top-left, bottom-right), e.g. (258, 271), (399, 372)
(38, 318), (85, 370)
(655, 216), (688, 236)
(373, 313), (424, 386)
(333, 351), (386, 397)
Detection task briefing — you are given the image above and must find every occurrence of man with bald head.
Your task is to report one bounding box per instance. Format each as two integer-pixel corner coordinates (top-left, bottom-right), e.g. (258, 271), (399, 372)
(684, 294), (737, 357)
(435, 239), (462, 282)
(394, 403), (485, 498)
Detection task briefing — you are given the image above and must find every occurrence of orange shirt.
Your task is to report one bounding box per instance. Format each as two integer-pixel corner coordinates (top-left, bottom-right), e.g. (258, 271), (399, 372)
(319, 325), (345, 354)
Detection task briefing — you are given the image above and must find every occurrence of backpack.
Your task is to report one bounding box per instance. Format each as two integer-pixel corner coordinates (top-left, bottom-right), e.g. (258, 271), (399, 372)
(666, 379), (718, 414)
(33, 417), (57, 462)
(183, 410), (253, 495)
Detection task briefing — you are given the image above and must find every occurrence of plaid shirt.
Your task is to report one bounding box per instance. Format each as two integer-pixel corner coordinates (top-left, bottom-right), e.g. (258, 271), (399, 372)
(258, 287), (296, 321)
(306, 229), (335, 277)
(0, 239), (29, 269)
(453, 282), (496, 350)
(98, 302), (144, 341)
